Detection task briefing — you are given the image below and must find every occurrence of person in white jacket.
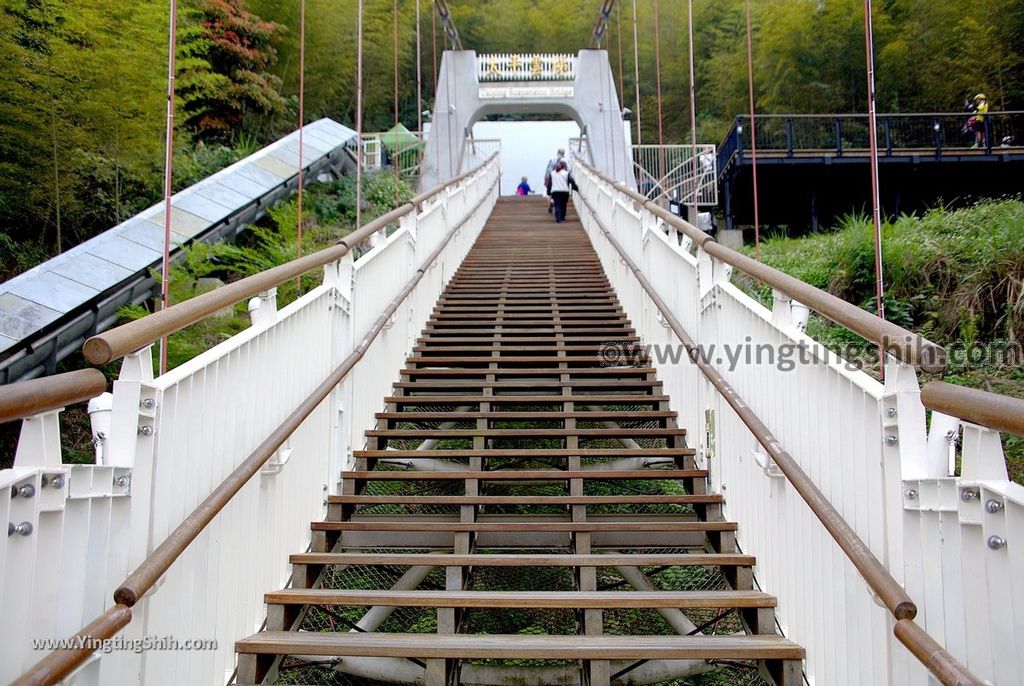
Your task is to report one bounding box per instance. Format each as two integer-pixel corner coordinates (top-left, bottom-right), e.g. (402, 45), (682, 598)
(548, 161), (578, 224)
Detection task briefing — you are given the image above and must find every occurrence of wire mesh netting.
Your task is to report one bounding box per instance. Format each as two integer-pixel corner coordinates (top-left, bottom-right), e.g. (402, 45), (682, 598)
(270, 385), (784, 685)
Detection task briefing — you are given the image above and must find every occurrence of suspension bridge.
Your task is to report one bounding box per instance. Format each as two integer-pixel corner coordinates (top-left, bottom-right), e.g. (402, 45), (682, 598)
(1, 2), (1022, 686)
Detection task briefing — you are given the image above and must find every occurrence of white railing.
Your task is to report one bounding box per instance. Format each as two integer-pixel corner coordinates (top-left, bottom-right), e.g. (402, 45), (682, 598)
(569, 137), (594, 166)
(476, 53), (576, 81)
(0, 156), (500, 685)
(572, 158), (1021, 685)
(459, 138), (501, 176)
(632, 144), (718, 206)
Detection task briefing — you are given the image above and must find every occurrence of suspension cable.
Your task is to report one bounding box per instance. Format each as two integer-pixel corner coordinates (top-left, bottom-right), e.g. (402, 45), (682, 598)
(433, 0), (462, 50)
(590, 0), (616, 49)
(745, 0), (761, 261)
(296, 0), (306, 294)
(654, 0), (665, 190)
(863, 0), (887, 374)
(356, 0), (364, 230)
(687, 0), (699, 222)
(416, 0), (423, 135)
(393, 0), (401, 204)
(616, 2), (625, 104)
(159, 0), (179, 376)
(431, 0), (438, 92)
(631, 0), (641, 145)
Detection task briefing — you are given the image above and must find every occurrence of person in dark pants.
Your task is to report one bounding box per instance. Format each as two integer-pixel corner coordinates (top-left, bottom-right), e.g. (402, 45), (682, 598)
(548, 160), (578, 224)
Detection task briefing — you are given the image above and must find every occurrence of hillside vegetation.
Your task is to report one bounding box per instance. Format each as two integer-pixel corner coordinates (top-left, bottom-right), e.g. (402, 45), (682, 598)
(740, 199), (1024, 482)
(3, 0), (1022, 276)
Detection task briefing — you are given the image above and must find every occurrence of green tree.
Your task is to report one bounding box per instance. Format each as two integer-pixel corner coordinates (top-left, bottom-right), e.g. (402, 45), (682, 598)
(177, 0), (288, 142)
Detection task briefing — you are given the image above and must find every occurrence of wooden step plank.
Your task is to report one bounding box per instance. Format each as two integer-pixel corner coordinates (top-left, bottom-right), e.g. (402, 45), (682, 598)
(384, 394), (671, 405)
(264, 589), (776, 609)
(355, 448), (694, 458)
(289, 552), (755, 567)
(236, 632), (805, 660)
(329, 494), (721, 506)
(405, 355), (641, 364)
(409, 346), (638, 352)
(416, 336), (638, 344)
(375, 411), (676, 421)
(392, 380), (661, 390)
(364, 428), (685, 439)
(311, 521), (737, 533)
(400, 368), (656, 377)
(342, 469), (707, 481)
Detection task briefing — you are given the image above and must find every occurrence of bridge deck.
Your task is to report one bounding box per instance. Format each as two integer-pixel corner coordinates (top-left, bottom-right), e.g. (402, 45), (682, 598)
(235, 197), (804, 686)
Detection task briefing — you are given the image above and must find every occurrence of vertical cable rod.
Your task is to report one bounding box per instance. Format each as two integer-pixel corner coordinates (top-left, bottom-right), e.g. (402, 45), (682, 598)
(159, 0), (179, 375)
(745, 0), (761, 260)
(296, 0), (306, 294)
(417, 0), (423, 136)
(393, 0), (401, 203)
(356, 0), (364, 230)
(631, 0), (641, 145)
(863, 0), (887, 375)
(653, 0), (665, 191)
(687, 0), (699, 222)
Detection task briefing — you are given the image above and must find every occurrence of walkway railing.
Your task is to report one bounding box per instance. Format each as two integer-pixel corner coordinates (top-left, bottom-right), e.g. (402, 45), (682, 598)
(4, 155), (500, 686)
(632, 144), (718, 207)
(457, 137), (501, 176)
(718, 111), (1024, 175)
(572, 156), (1012, 686)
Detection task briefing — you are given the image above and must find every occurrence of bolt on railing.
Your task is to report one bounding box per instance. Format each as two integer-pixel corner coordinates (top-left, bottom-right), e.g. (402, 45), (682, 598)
(572, 156), (984, 686)
(12, 154), (500, 686)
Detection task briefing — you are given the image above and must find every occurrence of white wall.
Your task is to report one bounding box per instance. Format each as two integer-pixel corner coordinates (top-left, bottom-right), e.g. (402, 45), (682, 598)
(471, 120), (581, 195)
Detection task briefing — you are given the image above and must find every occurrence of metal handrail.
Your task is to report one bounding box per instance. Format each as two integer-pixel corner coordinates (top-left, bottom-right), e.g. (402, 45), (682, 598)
(0, 369), (107, 424)
(83, 157), (497, 366)
(572, 184), (983, 686)
(577, 158), (947, 372)
(14, 158), (499, 686)
(894, 619), (984, 686)
(12, 605), (132, 686)
(922, 380), (1024, 437)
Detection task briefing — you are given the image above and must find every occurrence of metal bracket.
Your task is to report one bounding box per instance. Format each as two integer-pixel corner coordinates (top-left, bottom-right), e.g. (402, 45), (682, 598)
(752, 447), (785, 480)
(261, 447), (294, 477)
(699, 286), (718, 314)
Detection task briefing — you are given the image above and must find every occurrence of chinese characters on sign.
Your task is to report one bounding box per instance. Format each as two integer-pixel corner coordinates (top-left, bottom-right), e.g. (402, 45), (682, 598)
(477, 54), (576, 82)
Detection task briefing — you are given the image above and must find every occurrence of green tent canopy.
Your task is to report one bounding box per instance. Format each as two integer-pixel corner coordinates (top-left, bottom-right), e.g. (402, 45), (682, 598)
(379, 123), (423, 153)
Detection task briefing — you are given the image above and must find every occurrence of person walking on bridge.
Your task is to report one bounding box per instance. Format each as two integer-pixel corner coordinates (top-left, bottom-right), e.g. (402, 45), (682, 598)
(549, 160), (578, 224)
(544, 148), (568, 214)
(972, 94), (989, 148)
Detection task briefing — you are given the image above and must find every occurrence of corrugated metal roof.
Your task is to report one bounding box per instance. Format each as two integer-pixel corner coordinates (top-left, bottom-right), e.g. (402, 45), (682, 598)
(0, 119), (356, 355)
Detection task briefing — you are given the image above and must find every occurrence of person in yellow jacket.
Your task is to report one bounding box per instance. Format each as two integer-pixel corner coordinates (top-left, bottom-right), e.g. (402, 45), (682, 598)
(973, 94), (989, 148)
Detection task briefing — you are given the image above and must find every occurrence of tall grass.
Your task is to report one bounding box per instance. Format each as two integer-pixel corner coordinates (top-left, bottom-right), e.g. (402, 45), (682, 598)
(739, 198), (1024, 482)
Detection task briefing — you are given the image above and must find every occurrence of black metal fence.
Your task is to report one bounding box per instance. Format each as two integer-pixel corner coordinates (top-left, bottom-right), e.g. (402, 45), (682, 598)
(718, 111), (1024, 175)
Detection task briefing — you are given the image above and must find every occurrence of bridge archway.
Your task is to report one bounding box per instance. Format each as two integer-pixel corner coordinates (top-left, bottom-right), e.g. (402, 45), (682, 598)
(421, 50), (635, 190)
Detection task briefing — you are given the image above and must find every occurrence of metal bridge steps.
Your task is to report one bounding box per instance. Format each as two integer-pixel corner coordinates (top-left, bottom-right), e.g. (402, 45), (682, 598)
(262, 589), (778, 609)
(235, 197), (805, 685)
